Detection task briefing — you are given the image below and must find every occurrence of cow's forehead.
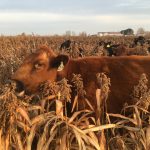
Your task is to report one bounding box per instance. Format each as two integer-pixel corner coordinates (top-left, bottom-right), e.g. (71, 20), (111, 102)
(24, 51), (49, 63)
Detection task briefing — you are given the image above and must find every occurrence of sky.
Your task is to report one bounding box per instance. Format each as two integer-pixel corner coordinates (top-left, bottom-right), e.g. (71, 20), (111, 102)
(0, 0), (150, 35)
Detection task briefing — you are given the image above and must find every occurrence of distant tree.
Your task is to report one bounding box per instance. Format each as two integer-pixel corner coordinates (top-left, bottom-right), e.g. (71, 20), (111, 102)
(136, 27), (145, 35)
(72, 31), (76, 36)
(21, 32), (26, 36)
(65, 30), (71, 36)
(145, 31), (150, 36)
(120, 28), (134, 35)
(79, 31), (87, 37)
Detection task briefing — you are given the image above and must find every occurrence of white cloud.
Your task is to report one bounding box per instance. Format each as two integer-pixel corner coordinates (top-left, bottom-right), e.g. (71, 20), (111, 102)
(0, 11), (150, 35)
(116, 0), (140, 6)
(0, 12), (65, 22)
(92, 14), (150, 25)
(0, 11), (149, 23)
(0, 11), (101, 23)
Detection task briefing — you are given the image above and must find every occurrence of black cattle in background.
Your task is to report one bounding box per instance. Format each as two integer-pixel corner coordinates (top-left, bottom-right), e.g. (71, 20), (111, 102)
(104, 42), (114, 56)
(98, 41), (120, 56)
(146, 39), (150, 44)
(60, 40), (72, 50)
(79, 48), (84, 57)
(134, 36), (145, 46)
(60, 40), (84, 57)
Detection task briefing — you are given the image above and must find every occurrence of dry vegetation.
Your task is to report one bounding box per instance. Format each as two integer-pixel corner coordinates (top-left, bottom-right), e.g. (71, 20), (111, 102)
(0, 34), (150, 150)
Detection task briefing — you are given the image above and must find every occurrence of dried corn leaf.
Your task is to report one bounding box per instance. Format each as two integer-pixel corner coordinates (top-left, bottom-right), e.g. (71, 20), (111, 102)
(16, 107), (31, 125)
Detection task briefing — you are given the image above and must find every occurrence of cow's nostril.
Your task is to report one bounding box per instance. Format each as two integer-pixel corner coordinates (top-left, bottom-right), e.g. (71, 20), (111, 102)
(13, 80), (25, 93)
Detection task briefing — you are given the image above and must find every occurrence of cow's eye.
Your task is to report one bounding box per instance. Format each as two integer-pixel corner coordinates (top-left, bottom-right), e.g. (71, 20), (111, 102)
(34, 63), (44, 70)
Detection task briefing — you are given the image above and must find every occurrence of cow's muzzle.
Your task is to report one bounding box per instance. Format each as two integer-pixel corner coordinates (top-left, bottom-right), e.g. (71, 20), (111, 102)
(12, 80), (25, 97)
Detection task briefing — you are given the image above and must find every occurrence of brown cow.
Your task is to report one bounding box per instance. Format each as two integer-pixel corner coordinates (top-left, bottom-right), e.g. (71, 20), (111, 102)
(12, 46), (150, 114)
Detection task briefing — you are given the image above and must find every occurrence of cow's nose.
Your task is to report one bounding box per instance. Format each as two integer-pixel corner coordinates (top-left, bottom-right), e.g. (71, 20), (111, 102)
(15, 80), (25, 93)
(11, 79), (25, 94)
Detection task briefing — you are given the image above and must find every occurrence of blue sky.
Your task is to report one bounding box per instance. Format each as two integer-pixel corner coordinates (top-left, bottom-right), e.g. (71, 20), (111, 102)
(0, 0), (150, 35)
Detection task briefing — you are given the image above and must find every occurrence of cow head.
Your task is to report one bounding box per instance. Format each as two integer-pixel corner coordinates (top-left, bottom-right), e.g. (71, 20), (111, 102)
(11, 46), (69, 94)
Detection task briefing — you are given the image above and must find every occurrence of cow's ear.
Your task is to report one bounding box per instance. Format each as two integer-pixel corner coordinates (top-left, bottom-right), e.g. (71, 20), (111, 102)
(51, 55), (69, 71)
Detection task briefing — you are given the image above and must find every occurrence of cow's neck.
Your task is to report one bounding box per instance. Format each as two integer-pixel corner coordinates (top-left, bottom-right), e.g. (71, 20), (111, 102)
(56, 59), (78, 82)
(56, 59), (71, 81)
(56, 71), (67, 81)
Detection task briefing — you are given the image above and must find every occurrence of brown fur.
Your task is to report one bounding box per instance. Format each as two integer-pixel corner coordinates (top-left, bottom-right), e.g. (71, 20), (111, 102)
(12, 46), (150, 114)
(113, 45), (136, 56)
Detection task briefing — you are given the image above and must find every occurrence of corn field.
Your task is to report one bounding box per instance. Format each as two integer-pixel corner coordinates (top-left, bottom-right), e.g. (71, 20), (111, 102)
(0, 35), (150, 150)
